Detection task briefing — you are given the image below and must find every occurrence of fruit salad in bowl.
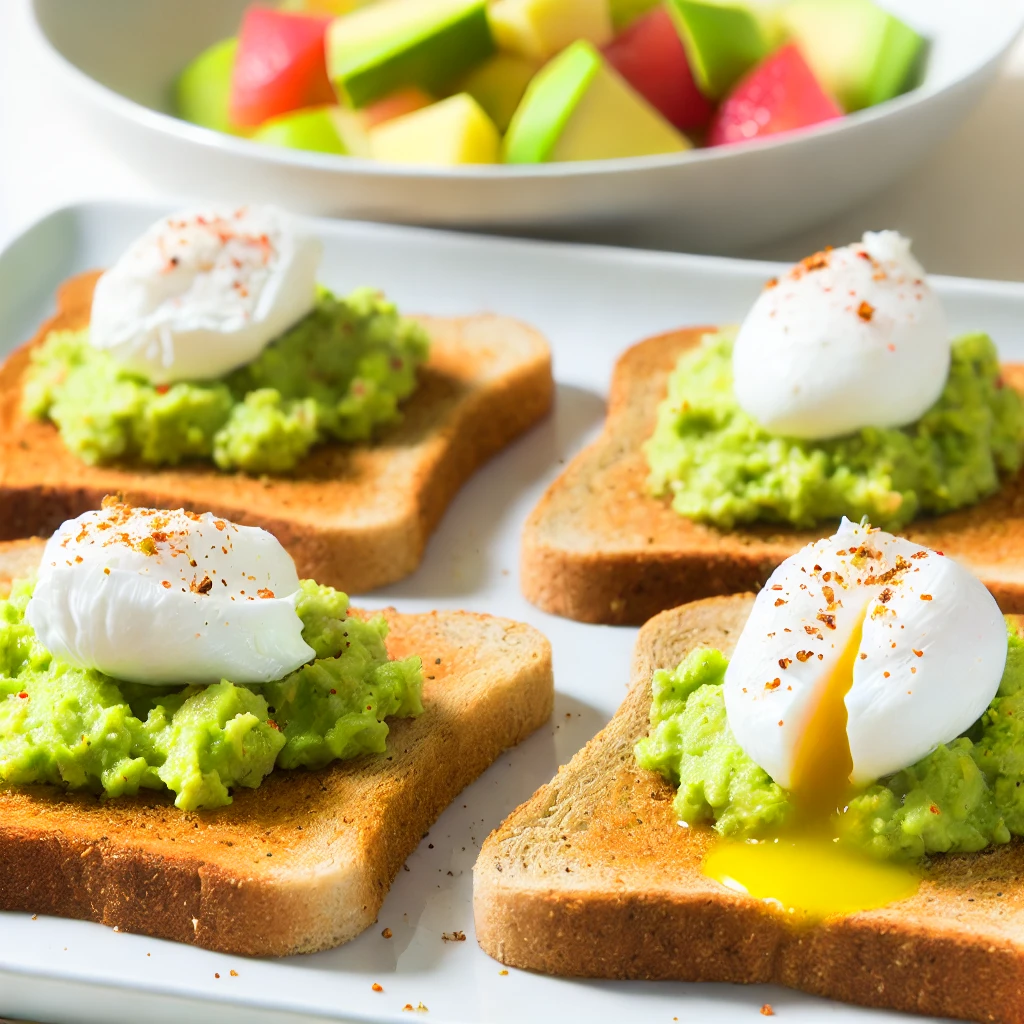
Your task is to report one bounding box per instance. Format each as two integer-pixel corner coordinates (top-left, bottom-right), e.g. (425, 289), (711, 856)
(176, 0), (926, 167)
(32, 0), (1023, 246)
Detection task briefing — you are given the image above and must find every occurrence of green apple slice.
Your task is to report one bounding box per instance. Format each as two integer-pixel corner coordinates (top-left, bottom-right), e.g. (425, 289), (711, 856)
(370, 93), (500, 165)
(252, 106), (371, 156)
(327, 0), (495, 108)
(666, 0), (769, 99)
(778, 0), (925, 112)
(488, 0), (613, 62)
(504, 40), (689, 163)
(176, 37), (240, 134)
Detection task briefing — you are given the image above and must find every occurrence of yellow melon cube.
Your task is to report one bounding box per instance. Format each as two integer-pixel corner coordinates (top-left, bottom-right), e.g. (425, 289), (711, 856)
(370, 93), (500, 165)
(489, 0), (613, 61)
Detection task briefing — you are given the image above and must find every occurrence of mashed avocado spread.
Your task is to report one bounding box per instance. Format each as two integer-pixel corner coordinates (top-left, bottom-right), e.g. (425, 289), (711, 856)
(0, 577), (422, 811)
(645, 332), (1024, 531)
(635, 632), (1024, 861)
(23, 287), (430, 474)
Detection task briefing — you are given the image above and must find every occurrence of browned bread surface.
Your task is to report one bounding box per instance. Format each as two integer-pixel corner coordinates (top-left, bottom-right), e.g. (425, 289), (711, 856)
(522, 328), (1024, 624)
(0, 537), (46, 597)
(474, 595), (1024, 1023)
(0, 539), (554, 957)
(0, 271), (554, 593)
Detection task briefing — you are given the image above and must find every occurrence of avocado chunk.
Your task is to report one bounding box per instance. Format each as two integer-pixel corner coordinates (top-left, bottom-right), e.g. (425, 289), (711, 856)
(504, 40), (689, 163)
(454, 53), (538, 132)
(666, 0), (769, 99)
(327, 0), (495, 108)
(778, 0), (924, 112)
(609, 0), (661, 32)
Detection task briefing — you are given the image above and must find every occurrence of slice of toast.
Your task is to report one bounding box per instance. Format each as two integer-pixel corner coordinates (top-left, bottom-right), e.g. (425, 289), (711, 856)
(474, 594), (1024, 1023)
(0, 271), (553, 594)
(522, 328), (1024, 624)
(0, 539), (553, 957)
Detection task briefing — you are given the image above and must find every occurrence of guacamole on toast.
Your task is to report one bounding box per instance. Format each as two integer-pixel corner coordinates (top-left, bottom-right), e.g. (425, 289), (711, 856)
(0, 576), (422, 811)
(24, 287), (430, 475)
(645, 331), (1024, 531)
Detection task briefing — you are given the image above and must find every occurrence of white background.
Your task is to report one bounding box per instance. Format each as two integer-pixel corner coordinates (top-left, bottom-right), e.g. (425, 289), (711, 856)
(2, 0), (1024, 279)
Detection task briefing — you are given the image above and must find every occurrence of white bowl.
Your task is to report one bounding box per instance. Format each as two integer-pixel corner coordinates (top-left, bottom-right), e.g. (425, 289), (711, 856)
(32, 0), (1024, 253)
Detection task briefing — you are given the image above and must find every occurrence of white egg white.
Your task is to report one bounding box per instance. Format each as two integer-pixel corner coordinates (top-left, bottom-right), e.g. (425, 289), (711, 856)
(25, 504), (316, 685)
(723, 519), (1006, 789)
(732, 231), (950, 441)
(89, 205), (322, 383)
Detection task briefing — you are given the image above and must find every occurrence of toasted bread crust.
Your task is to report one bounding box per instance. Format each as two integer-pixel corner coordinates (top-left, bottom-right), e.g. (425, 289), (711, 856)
(0, 540), (554, 956)
(0, 272), (553, 593)
(474, 597), (1024, 1023)
(521, 328), (1024, 624)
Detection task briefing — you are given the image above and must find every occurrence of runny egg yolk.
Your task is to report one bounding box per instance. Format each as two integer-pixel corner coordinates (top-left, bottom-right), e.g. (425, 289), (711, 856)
(704, 610), (921, 917)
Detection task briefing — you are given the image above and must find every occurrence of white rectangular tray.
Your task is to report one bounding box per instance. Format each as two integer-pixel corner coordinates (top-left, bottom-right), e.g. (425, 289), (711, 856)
(3, 203), (1024, 1024)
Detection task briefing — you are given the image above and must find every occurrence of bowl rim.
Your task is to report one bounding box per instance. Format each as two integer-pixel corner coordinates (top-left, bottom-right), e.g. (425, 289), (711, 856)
(30, 0), (1024, 182)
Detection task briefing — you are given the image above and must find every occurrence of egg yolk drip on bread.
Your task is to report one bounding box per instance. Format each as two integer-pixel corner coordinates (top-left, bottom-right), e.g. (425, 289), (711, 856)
(638, 518), (1013, 917)
(704, 607), (919, 917)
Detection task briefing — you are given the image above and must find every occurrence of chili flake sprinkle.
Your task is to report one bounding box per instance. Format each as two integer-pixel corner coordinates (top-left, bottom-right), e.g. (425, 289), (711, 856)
(190, 575), (214, 595)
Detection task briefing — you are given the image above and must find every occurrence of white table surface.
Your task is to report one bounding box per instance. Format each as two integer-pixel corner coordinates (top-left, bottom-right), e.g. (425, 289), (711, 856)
(2, 0), (1024, 279)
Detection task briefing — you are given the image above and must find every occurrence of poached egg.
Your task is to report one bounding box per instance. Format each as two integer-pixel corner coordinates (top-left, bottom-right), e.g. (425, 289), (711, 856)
(732, 232), (950, 440)
(723, 518), (1006, 791)
(89, 205), (322, 384)
(703, 520), (1006, 917)
(25, 501), (315, 685)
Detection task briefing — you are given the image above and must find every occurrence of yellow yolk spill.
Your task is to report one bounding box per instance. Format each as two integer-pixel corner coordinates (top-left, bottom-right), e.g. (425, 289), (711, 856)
(788, 607), (863, 818)
(704, 610), (920, 917)
(704, 836), (919, 918)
